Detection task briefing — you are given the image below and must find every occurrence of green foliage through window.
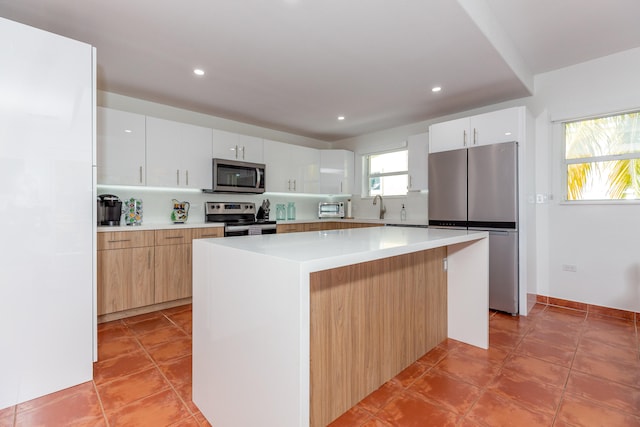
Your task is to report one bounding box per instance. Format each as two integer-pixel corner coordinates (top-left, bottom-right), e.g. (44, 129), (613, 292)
(564, 112), (640, 200)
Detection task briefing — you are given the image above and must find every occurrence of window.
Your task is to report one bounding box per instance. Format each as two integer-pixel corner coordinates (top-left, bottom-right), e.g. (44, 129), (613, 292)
(365, 149), (408, 197)
(564, 111), (640, 201)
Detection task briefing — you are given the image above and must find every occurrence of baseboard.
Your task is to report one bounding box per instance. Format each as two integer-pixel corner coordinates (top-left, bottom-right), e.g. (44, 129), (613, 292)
(98, 298), (192, 323)
(535, 294), (639, 323)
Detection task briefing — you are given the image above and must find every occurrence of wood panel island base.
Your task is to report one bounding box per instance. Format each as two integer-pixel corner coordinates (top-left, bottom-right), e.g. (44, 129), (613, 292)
(193, 227), (488, 427)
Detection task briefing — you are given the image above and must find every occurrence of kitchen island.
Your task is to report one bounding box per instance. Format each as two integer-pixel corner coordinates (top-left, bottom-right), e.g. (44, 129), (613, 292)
(192, 227), (488, 427)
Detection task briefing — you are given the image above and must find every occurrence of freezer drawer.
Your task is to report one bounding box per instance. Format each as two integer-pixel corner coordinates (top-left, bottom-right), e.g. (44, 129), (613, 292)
(472, 229), (518, 314)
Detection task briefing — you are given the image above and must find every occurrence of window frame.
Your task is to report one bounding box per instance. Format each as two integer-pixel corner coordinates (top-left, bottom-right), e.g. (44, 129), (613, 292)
(561, 110), (640, 203)
(363, 148), (409, 198)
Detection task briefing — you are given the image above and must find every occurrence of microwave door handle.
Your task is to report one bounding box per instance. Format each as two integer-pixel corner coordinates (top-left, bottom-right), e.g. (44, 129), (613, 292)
(256, 167), (262, 189)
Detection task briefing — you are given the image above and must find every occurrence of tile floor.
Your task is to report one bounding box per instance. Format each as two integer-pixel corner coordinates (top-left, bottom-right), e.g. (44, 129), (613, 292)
(1, 303), (638, 426)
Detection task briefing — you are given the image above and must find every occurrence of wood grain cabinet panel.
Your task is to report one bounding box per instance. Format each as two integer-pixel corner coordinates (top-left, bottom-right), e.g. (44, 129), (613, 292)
(97, 230), (155, 315)
(154, 229), (193, 303)
(309, 247), (447, 426)
(191, 227), (224, 239)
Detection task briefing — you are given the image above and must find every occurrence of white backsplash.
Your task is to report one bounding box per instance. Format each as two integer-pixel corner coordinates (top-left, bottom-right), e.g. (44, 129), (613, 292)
(97, 185), (349, 224)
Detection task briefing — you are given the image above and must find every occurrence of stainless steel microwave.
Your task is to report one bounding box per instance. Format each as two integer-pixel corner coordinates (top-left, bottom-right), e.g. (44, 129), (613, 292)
(205, 158), (265, 194)
(318, 202), (345, 218)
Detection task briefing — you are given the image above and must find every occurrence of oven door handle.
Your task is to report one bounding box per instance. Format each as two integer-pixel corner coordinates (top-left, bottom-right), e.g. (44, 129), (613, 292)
(256, 167), (262, 189)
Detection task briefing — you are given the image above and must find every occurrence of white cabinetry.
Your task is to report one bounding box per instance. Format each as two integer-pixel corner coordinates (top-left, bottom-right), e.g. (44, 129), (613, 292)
(97, 107), (146, 185)
(146, 117), (212, 189)
(429, 107), (521, 153)
(407, 132), (428, 191)
(264, 139), (319, 193)
(319, 149), (354, 194)
(212, 129), (263, 163)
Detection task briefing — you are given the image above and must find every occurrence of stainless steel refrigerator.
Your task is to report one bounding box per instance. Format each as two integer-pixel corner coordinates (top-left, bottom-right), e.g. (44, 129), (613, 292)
(428, 142), (519, 314)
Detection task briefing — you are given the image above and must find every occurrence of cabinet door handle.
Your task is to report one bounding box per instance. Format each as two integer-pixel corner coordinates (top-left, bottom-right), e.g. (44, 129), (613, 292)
(165, 236), (184, 240)
(139, 166), (143, 184)
(293, 179), (297, 191)
(176, 169), (180, 185)
(287, 179), (291, 191)
(148, 249), (151, 269)
(473, 128), (478, 145)
(199, 234), (218, 238)
(463, 130), (467, 146)
(241, 146), (245, 160)
(408, 175), (412, 190)
(235, 145), (239, 159)
(186, 170), (189, 186)
(108, 239), (131, 243)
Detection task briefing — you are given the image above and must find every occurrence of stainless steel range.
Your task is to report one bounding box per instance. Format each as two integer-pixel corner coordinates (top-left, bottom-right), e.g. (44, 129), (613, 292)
(205, 202), (277, 237)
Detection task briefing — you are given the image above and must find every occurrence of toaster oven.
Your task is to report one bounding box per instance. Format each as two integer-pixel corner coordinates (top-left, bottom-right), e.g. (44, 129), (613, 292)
(318, 202), (345, 218)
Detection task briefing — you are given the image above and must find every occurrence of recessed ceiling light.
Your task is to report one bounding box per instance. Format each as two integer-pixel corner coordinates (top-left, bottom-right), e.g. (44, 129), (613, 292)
(432, 86), (442, 93)
(124, 129), (132, 133)
(505, 132), (512, 136)
(337, 116), (345, 121)
(193, 68), (205, 76)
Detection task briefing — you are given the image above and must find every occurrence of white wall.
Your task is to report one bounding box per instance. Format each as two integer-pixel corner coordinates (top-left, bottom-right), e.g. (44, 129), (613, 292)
(333, 47), (640, 313)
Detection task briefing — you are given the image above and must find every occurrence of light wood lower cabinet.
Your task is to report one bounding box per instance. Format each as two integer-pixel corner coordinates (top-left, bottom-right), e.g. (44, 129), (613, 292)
(154, 229), (193, 304)
(277, 221), (382, 233)
(97, 231), (155, 315)
(97, 226), (223, 317)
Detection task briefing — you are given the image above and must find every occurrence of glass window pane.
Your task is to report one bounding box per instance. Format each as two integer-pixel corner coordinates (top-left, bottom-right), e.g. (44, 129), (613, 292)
(565, 112), (640, 159)
(369, 151), (408, 174)
(369, 174), (408, 196)
(567, 159), (640, 200)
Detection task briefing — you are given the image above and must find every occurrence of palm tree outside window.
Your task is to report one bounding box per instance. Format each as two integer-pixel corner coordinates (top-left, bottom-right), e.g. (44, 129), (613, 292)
(564, 111), (640, 201)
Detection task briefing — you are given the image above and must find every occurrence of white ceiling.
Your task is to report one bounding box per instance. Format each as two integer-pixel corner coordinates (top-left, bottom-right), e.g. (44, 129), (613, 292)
(1, 0), (639, 141)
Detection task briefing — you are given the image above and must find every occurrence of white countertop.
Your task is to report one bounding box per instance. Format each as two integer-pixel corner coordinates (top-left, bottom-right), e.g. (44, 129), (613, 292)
(198, 227), (486, 272)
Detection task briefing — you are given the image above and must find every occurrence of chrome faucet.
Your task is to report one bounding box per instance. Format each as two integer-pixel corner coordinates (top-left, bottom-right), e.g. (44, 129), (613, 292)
(372, 195), (386, 219)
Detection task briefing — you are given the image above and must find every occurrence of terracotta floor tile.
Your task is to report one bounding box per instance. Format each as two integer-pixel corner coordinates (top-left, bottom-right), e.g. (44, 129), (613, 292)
(556, 393), (640, 427)
(489, 313), (533, 335)
(98, 335), (142, 361)
(434, 352), (501, 388)
(360, 417), (393, 427)
(515, 335), (576, 367)
(525, 325), (580, 351)
(328, 406), (372, 427)
(106, 389), (192, 426)
(409, 369), (482, 415)
(137, 325), (189, 349)
(167, 415), (201, 426)
(486, 370), (563, 415)
(97, 367), (171, 413)
(15, 381), (96, 413)
(193, 411), (212, 426)
(376, 391), (460, 427)
(501, 354), (570, 388)
(146, 335), (192, 364)
(581, 327), (637, 350)
(97, 320), (132, 342)
(93, 349), (155, 384)
(465, 391), (554, 427)
(357, 380), (404, 414)
(158, 355), (193, 388)
(174, 382), (199, 414)
(167, 310), (193, 332)
(565, 370), (640, 415)
(585, 312), (636, 331)
(126, 315), (175, 336)
(15, 382), (104, 426)
(457, 418), (487, 427)
(122, 310), (165, 325)
(162, 303), (192, 316)
(416, 345), (448, 366)
(571, 350), (640, 388)
(540, 305), (587, 323)
(394, 361), (430, 388)
(489, 328), (523, 350)
(577, 336), (640, 365)
(451, 341), (511, 365)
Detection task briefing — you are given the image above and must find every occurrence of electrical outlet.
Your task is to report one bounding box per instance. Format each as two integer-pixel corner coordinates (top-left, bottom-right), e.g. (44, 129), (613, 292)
(562, 264), (577, 272)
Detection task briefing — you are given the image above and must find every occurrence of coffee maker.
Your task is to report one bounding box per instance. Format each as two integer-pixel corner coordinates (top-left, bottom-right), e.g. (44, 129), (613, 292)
(97, 194), (122, 226)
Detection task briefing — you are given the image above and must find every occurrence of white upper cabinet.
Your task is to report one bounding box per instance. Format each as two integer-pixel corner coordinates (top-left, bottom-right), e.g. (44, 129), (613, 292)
(429, 107), (522, 153)
(407, 132), (428, 191)
(319, 149), (354, 195)
(429, 117), (469, 153)
(97, 107), (146, 185)
(212, 129), (264, 163)
(146, 117), (212, 189)
(264, 139), (319, 193)
(469, 107), (521, 146)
